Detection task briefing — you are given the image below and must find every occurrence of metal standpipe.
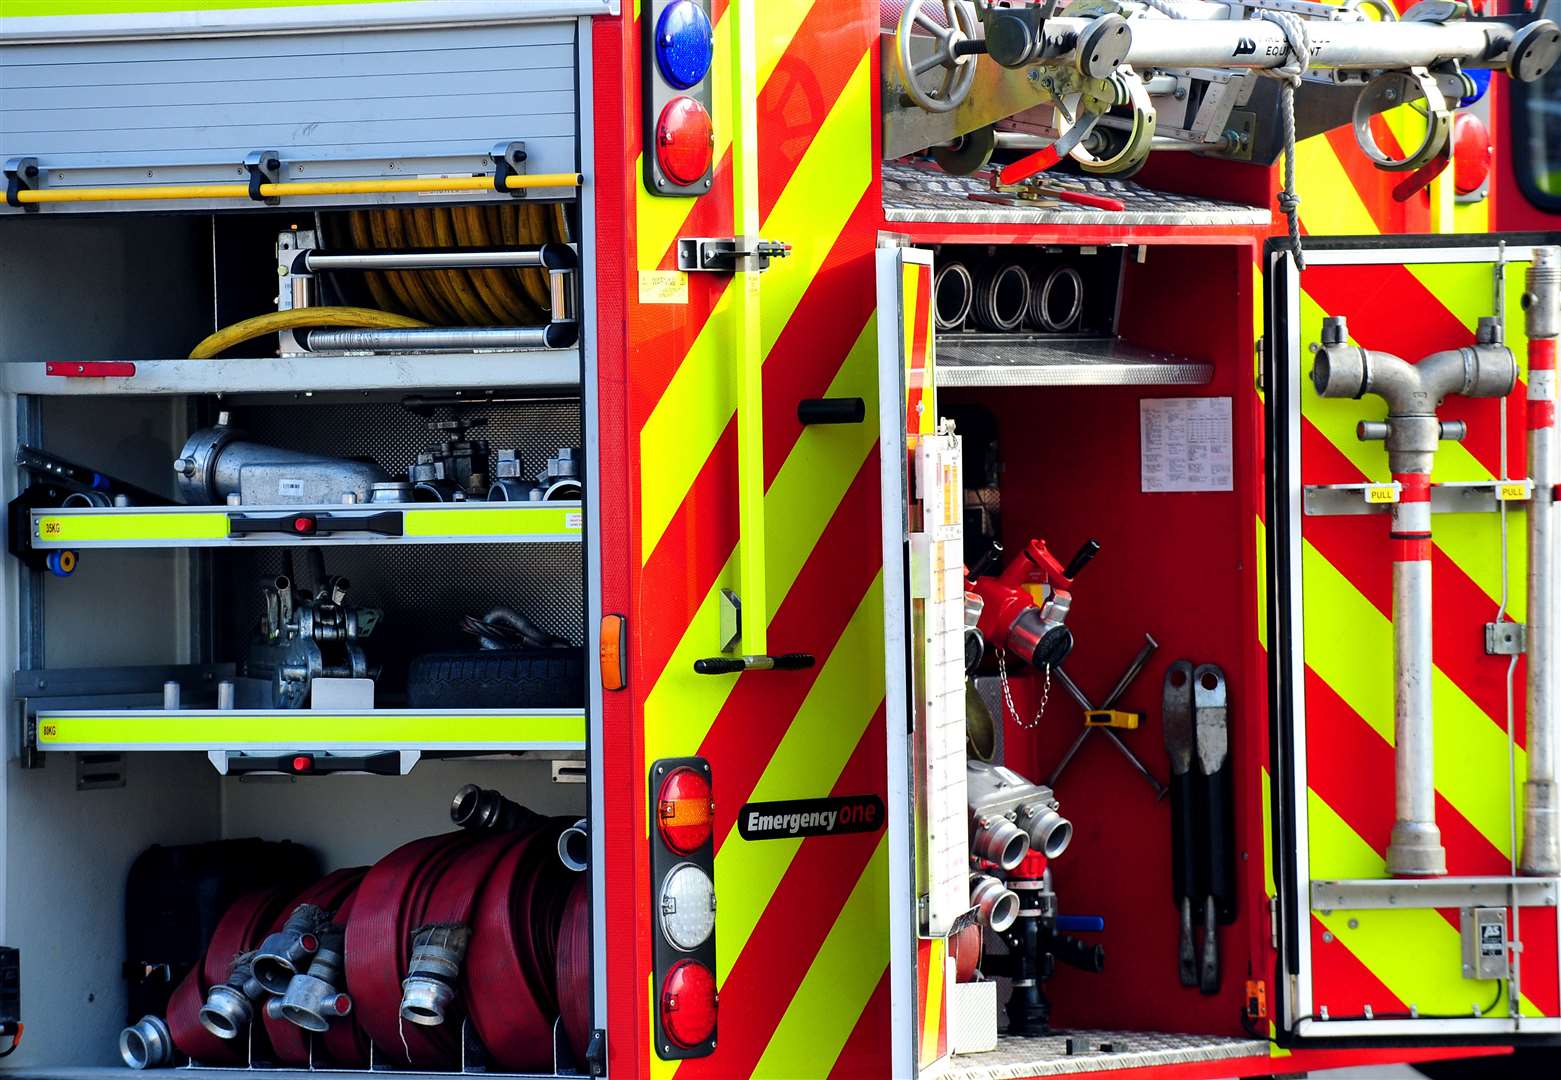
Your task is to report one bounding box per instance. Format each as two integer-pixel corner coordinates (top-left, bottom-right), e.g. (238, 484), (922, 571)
(1312, 314), (1518, 877)
(1523, 246), (1561, 877)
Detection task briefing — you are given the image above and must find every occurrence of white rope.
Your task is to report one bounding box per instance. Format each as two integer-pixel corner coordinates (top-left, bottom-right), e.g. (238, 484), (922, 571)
(1256, 9), (1312, 271)
(1135, 2), (1311, 270)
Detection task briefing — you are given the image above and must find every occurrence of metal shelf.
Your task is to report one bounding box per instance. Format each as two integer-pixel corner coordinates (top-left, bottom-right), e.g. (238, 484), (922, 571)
(924, 1030), (1267, 1078)
(0, 350), (582, 397)
(935, 334), (1212, 388)
(32, 708), (586, 755)
(29, 501), (583, 549)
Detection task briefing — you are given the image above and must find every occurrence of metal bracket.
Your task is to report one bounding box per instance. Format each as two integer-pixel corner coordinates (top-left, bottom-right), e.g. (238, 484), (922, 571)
(1311, 876), (1559, 912)
(1303, 479), (1533, 516)
(245, 150), (281, 204)
(718, 588), (742, 653)
(4, 157), (38, 212)
(677, 237), (792, 273)
(491, 140), (528, 196)
(1485, 621), (1527, 656)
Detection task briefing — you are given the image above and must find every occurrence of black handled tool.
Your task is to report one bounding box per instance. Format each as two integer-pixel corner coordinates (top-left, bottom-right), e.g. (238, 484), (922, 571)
(693, 653), (815, 675)
(1193, 663), (1234, 995)
(1162, 660), (1199, 988)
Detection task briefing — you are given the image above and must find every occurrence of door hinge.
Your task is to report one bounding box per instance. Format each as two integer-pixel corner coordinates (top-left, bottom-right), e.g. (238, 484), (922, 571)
(678, 236), (791, 273)
(1269, 895), (1279, 950)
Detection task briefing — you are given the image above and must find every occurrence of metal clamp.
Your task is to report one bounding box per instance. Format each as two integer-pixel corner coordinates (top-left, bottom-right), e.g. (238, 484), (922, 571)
(4, 156), (39, 211)
(491, 141), (528, 197)
(1352, 67), (1451, 173)
(677, 237), (791, 273)
(245, 150), (281, 204)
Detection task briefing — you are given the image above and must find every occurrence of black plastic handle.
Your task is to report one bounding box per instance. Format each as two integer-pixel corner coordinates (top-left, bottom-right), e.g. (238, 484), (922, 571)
(1169, 769), (1199, 904)
(227, 510), (404, 538)
(1063, 538), (1101, 580)
(693, 653), (816, 675)
(1202, 761), (1236, 924)
(797, 398), (866, 426)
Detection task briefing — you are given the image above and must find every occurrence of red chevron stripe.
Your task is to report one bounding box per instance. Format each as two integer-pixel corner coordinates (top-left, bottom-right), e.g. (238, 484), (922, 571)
(1310, 915), (1410, 1015)
(1300, 419), (1519, 736)
(637, 189), (880, 691)
(756, 3), (875, 219)
(1301, 264), (1524, 478)
(702, 451), (883, 852)
(1303, 667), (1510, 876)
(680, 705), (888, 1079)
(827, 968), (892, 1080)
(1517, 910), (1560, 1016)
(633, 34), (873, 424)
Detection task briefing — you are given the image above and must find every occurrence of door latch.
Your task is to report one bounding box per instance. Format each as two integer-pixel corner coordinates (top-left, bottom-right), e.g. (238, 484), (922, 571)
(677, 236), (791, 273)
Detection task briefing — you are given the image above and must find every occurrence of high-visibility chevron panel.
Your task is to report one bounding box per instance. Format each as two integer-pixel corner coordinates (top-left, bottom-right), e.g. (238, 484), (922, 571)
(1289, 252), (1558, 1023)
(626, 1), (885, 1072)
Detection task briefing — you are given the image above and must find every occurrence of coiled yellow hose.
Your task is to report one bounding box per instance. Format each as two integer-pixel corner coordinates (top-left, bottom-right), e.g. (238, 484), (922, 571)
(188, 307), (428, 359)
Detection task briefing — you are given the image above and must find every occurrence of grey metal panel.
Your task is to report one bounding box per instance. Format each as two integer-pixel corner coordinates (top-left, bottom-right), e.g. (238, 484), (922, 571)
(0, 21), (579, 185)
(935, 334), (1213, 387)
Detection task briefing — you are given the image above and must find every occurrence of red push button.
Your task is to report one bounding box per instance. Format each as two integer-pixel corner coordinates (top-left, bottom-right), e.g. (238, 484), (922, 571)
(292, 516), (316, 535)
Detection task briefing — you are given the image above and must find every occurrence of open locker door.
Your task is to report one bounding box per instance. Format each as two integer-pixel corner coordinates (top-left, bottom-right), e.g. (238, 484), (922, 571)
(1264, 235), (1561, 1043)
(878, 245), (986, 1077)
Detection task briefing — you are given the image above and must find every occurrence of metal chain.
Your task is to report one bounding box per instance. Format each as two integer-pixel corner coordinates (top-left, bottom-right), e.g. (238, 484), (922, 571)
(996, 646), (1052, 730)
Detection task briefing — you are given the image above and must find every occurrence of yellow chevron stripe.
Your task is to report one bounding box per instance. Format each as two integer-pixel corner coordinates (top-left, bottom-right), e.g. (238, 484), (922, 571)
(633, 0), (820, 270)
(752, 837), (891, 1078)
(1301, 536), (1525, 862)
(710, 574), (886, 984)
(1294, 133), (1381, 237)
(643, 317), (880, 764)
(920, 935), (945, 1068)
(1308, 791), (1543, 1017)
(1296, 286), (1522, 617)
(1256, 513), (1269, 653)
(639, 51), (873, 557)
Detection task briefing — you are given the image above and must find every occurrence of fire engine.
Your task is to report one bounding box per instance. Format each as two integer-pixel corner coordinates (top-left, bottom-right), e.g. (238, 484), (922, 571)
(0, 0), (1559, 1077)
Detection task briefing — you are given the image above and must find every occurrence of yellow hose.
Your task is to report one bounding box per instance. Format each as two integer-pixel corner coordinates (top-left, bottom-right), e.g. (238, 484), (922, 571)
(189, 307), (428, 359)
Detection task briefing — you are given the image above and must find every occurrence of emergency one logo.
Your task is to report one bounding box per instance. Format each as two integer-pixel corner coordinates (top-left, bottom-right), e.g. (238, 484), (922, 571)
(1234, 36), (1257, 56)
(737, 794), (885, 842)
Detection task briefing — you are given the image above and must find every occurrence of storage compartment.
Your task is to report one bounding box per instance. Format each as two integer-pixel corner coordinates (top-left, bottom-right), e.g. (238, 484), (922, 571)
(1, 190), (601, 1075)
(895, 244), (1269, 1074)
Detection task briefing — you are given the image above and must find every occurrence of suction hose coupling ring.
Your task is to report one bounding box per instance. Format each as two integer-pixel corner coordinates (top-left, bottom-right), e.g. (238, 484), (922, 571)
(119, 1015), (174, 1071)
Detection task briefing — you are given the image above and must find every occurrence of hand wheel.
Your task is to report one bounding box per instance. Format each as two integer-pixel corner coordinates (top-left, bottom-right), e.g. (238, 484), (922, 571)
(895, 0), (982, 114)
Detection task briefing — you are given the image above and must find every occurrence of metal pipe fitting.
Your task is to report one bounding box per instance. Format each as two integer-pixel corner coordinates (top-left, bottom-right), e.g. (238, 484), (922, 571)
(119, 1015), (174, 1070)
(970, 873), (1020, 933)
(400, 924), (471, 1026)
(1523, 245), (1561, 877)
(61, 489), (112, 508)
(1016, 798), (1074, 859)
(971, 814), (1030, 870)
(558, 818), (589, 872)
(450, 784), (540, 832)
(1312, 313), (1517, 877)
(252, 903), (329, 994)
(1028, 266), (1085, 333)
(301, 325), (563, 352)
(199, 952), (265, 1039)
(280, 928), (352, 1032)
(298, 245), (561, 272)
(969, 263), (1031, 333)
(934, 261), (975, 331)
(174, 419), (388, 506)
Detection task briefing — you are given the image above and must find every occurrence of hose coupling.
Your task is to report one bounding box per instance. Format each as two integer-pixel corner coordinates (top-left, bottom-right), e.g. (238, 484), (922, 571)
(279, 928), (351, 1032)
(1016, 799), (1074, 859)
(252, 903), (330, 994)
(970, 873), (1020, 933)
(450, 784), (541, 832)
(400, 923), (472, 1026)
(199, 952), (266, 1039)
(558, 818), (589, 871)
(971, 814), (1031, 870)
(119, 1015), (175, 1070)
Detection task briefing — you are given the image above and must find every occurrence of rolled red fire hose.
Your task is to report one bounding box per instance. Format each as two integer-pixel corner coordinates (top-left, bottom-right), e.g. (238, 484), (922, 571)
(344, 831), (482, 1068)
(261, 867), (367, 1066)
(556, 875), (593, 1065)
(164, 887), (293, 1065)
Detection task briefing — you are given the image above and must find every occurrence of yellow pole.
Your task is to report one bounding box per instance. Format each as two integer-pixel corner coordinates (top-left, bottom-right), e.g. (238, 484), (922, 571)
(12, 172), (582, 204)
(730, 0), (767, 654)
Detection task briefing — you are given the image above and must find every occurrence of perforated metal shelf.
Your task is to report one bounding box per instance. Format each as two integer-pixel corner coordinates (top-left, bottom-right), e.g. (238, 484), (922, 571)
(884, 161), (1272, 230)
(926, 1029), (1269, 1079)
(936, 334), (1212, 388)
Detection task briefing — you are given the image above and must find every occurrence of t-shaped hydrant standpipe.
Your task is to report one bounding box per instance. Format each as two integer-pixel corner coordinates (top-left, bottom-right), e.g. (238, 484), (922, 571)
(1312, 314), (1517, 877)
(1523, 246), (1561, 877)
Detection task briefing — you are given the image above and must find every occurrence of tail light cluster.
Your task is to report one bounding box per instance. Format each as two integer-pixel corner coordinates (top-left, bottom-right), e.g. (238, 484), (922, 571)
(643, 0), (715, 196)
(650, 758), (717, 1058)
